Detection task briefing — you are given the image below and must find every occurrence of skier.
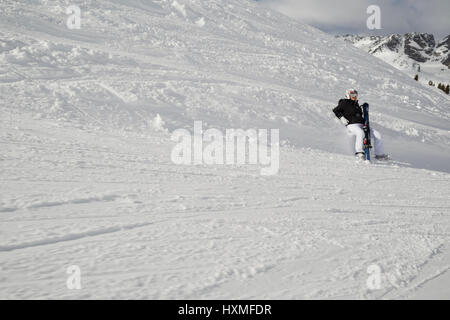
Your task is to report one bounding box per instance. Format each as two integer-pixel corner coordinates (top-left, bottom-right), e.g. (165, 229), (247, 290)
(333, 89), (388, 160)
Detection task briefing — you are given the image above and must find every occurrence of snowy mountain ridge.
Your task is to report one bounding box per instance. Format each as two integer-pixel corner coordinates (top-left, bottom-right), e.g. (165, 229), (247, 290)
(337, 33), (450, 88)
(337, 33), (450, 69)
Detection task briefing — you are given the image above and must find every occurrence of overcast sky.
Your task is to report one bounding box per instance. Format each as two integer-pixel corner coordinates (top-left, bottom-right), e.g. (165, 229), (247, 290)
(260, 0), (450, 39)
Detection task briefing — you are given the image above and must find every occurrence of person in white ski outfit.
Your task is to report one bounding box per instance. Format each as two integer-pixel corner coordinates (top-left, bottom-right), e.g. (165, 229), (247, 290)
(333, 89), (388, 160)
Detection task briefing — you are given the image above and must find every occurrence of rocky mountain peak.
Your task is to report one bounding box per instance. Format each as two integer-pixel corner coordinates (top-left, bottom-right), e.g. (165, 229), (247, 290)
(404, 33), (435, 62)
(337, 33), (450, 69)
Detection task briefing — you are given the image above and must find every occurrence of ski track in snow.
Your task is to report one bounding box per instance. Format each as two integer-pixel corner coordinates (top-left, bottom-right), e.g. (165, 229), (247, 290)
(0, 222), (155, 252)
(0, 0), (449, 299)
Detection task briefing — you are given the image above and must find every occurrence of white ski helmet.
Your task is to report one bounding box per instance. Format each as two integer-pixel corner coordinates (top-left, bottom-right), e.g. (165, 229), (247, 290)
(345, 89), (358, 99)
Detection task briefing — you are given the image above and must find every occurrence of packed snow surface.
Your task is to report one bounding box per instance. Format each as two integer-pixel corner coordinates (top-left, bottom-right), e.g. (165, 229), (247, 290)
(0, 0), (449, 299)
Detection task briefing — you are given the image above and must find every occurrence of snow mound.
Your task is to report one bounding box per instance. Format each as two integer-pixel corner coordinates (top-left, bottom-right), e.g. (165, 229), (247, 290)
(149, 113), (167, 132)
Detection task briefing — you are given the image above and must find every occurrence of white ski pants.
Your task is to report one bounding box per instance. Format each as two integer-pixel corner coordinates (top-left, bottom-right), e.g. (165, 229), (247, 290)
(347, 123), (385, 156)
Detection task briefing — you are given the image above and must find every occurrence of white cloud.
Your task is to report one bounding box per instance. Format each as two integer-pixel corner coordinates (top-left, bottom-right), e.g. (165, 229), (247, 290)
(260, 0), (450, 38)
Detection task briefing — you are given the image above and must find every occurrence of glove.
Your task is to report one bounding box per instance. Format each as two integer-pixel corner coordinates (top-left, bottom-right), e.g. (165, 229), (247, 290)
(340, 117), (349, 126)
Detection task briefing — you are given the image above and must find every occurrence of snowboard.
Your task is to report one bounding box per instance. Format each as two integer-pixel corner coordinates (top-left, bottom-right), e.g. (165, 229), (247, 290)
(362, 103), (372, 161)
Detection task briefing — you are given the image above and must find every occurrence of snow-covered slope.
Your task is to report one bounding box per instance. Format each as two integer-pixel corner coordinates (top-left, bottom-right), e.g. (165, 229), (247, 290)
(338, 33), (450, 88)
(1, 0), (449, 299)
